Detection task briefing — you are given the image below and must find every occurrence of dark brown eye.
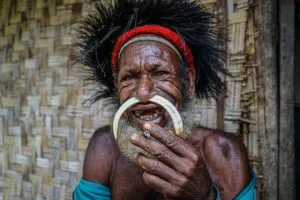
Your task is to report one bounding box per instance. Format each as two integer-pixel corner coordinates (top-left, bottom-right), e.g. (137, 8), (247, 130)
(153, 71), (169, 76)
(123, 75), (134, 81)
(121, 72), (140, 82)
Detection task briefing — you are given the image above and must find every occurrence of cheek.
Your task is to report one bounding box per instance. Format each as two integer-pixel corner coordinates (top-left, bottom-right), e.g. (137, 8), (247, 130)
(155, 80), (183, 106)
(118, 83), (136, 103)
(118, 76), (183, 106)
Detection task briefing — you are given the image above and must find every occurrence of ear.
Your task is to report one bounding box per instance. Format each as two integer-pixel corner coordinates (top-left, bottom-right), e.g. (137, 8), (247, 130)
(114, 77), (118, 88)
(113, 72), (119, 88)
(113, 74), (121, 97)
(187, 68), (196, 98)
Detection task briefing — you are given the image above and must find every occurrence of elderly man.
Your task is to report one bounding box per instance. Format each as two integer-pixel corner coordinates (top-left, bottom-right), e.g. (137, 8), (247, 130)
(73, 0), (255, 199)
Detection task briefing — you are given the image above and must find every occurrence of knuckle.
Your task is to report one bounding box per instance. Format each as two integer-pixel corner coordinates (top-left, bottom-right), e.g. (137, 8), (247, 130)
(135, 154), (143, 165)
(149, 175), (157, 183)
(165, 135), (178, 147)
(148, 142), (159, 154)
(154, 128), (163, 139)
(152, 144), (167, 158)
(182, 163), (195, 178)
(191, 153), (200, 164)
(149, 160), (160, 173)
(143, 173), (156, 185)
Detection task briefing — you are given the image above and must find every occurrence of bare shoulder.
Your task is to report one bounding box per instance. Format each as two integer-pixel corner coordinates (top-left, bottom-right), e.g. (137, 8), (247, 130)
(189, 126), (249, 160)
(83, 125), (120, 187)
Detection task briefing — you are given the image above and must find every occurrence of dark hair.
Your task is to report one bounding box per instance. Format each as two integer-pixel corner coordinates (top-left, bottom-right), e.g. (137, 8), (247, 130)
(73, 0), (229, 104)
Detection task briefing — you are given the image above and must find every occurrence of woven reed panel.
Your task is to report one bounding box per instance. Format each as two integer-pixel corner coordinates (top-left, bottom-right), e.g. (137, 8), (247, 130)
(0, 1), (93, 199)
(226, 0), (263, 198)
(201, 0), (263, 198)
(0, 0), (262, 199)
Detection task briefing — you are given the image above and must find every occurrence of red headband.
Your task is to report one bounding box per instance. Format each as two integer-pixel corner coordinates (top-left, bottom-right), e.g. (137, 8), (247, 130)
(111, 25), (195, 72)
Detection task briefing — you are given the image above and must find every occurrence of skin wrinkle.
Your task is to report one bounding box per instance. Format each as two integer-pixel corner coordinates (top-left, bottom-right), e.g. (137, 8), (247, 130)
(114, 60), (189, 109)
(115, 57), (190, 105)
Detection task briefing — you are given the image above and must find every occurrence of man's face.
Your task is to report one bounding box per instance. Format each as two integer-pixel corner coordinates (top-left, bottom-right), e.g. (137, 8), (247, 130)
(116, 40), (194, 128)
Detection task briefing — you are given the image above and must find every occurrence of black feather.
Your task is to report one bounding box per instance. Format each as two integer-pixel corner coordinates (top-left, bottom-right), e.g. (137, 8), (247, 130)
(72, 0), (229, 104)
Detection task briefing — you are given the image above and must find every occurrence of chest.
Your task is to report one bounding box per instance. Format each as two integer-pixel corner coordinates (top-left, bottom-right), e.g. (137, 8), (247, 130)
(110, 156), (165, 200)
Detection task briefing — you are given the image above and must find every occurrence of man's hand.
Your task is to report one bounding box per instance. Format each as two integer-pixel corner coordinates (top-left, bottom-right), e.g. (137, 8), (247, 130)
(130, 122), (213, 199)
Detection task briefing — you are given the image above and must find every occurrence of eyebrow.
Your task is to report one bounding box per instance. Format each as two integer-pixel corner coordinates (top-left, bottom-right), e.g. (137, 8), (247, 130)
(122, 68), (138, 75)
(121, 63), (164, 73)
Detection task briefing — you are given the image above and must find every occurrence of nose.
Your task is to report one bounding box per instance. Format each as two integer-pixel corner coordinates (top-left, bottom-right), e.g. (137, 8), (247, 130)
(136, 74), (157, 103)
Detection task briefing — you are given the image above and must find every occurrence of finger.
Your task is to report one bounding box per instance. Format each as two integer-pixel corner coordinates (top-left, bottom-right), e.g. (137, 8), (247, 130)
(143, 122), (200, 163)
(136, 153), (189, 187)
(143, 172), (183, 197)
(131, 134), (188, 173)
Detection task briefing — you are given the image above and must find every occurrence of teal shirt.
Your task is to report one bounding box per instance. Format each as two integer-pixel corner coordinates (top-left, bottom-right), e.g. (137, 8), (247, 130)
(73, 178), (111, 200)
(233, 172), (256, 200)
(73, 173), (256, 200)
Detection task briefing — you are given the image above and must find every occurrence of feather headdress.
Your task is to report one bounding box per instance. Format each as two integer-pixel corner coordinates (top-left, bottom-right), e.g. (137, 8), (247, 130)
(73, 0), (228, 103)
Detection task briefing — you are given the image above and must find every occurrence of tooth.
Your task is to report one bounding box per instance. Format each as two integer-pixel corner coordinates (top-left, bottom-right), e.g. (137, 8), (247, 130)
(149, 96), (183, 136)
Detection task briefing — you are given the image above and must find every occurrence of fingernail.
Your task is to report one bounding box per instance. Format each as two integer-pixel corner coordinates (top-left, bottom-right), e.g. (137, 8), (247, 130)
(134, 153), (139, 160)
(131, 134), (138, 141)
(143, 122), (151, 130)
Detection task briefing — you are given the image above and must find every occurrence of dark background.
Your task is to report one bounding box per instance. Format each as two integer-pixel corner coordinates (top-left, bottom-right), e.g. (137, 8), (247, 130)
(295, 0), (299, 197)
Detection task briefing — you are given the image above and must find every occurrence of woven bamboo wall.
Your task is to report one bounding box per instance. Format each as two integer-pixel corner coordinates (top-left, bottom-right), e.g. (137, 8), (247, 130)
(225, 0), (263, 198)
(0, 0), (262, 199)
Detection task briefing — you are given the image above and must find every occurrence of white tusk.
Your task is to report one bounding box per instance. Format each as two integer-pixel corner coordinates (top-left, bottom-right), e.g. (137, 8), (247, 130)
(149, 95), (183, 136)
(113, 95), (183, 139)
(113, 97), (139, 139)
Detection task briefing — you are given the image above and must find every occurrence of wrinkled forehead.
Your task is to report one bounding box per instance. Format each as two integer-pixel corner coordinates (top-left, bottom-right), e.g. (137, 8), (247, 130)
(118, 40), (181, 71)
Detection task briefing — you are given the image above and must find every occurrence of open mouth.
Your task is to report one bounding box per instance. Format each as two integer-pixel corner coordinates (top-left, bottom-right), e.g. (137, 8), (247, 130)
(132, 108), (165, 121)
(113, 95), (183, 139)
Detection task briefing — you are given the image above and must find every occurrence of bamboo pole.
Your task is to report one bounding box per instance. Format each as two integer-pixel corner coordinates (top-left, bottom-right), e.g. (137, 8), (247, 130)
(255, 0), (279, 199)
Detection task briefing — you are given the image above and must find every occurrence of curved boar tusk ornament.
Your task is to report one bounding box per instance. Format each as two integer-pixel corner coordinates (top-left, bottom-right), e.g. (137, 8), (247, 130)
(113, 95), (183, 139)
